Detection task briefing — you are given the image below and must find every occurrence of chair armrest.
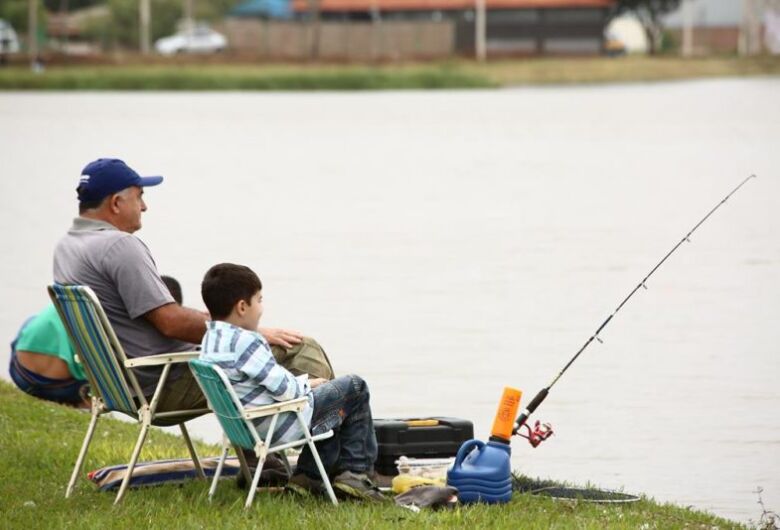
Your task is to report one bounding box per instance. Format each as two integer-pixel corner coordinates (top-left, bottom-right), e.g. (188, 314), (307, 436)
(243, 397), (308, 419)
(125, 351), (200, 368)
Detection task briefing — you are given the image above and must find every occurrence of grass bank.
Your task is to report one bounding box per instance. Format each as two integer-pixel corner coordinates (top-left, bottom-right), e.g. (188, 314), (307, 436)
(466, 55), (780, 86)
(0, 56), (778, 90)
(0, 63), (493, 90)
(0, 380), (745, 529)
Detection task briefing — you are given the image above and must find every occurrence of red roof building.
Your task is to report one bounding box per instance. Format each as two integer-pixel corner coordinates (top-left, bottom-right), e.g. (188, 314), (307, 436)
(292, 0), (614, 12)
(223, 0), (618, 57)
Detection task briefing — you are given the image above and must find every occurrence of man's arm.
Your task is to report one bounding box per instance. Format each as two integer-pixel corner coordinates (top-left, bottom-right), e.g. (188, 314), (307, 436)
(104, 236), (206, 344)
(144, 302), (304, 348)
(144, 303), (208, 345)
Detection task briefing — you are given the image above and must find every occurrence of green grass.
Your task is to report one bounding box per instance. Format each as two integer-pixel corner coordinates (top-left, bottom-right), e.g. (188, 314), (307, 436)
(0, 56), (779, 90)
(0, 380), (746, 529)
(0, 64), (494, 90)
(463, 55), (780, 86)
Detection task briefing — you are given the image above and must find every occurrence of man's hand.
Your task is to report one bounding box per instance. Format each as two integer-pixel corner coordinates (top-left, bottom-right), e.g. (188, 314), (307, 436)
(259, 327), (304, 349)
(309, 378), (327, 389)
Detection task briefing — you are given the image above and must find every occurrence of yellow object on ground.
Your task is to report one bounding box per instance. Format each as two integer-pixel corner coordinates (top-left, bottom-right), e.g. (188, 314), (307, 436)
(391, 474), (446, 494)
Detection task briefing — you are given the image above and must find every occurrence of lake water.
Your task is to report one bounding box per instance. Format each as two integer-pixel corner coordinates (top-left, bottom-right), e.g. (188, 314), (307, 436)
(1, 79), (778, 523)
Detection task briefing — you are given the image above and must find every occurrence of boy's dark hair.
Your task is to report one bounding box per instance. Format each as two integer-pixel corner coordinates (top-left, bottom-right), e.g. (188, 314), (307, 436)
(201, 263), (262, 320)
(161, 275), (183, 305)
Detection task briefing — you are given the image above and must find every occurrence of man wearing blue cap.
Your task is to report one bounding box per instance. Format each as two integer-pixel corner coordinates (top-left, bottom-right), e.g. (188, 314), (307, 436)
(52, 158), (320, 419)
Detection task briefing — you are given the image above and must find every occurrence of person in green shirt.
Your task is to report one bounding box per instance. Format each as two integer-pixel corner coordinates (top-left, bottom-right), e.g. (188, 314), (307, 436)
(8, 276), (185, 409)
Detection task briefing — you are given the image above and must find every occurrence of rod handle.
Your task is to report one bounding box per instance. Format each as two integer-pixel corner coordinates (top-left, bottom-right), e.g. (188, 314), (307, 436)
(490, 387), (522, 442)
(512, 387), (549, 434)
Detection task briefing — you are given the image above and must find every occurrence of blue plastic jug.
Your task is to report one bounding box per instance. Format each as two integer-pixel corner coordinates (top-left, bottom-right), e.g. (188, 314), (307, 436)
(446, 439), (513, 504)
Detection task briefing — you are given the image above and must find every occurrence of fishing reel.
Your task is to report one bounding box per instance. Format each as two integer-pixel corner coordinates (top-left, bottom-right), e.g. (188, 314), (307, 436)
(516, 420), (553, 448)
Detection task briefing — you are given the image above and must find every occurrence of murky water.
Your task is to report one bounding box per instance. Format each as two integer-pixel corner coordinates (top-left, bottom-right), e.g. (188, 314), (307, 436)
(1, 79), (778, 523)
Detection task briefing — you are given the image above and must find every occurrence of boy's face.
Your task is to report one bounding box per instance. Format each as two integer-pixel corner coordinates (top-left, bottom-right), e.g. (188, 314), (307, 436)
(244, 290), (263, 330)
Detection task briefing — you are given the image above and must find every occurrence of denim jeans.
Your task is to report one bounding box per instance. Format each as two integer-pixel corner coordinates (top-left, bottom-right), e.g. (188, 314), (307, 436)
(9, 324), (89, 405)
(9, 349), (89, 405)
(295, 374), (378, 479)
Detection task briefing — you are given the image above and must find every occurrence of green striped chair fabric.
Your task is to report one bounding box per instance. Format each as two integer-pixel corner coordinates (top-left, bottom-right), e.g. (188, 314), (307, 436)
(188, 359), (339, 507)
(189, 360), (256, 450)
(48, 284), (137, 415)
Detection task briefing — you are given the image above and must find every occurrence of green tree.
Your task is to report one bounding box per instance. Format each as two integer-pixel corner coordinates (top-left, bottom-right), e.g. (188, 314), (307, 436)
(0, 0), (46, 34)
(612, 0), (681, 54)
(42, 0), (101, 11)
(99, 0), (181, 49)
(195, 0), (237, 21)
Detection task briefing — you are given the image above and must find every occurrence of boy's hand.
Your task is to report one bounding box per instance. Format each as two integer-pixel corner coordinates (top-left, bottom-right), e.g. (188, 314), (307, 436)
(309, 378), (327, 389)
(259, 327), (304, 349)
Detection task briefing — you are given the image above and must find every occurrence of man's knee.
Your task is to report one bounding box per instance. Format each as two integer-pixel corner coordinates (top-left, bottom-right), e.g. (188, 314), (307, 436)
(300, 336), (324, 351)
(275, 336), (322, 354)
(274, 336), (335, 380)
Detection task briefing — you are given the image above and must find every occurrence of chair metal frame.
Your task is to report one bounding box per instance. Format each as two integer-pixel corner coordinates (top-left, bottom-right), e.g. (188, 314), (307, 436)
(48, 284), (211, 504)
(189, 359), (338, 508)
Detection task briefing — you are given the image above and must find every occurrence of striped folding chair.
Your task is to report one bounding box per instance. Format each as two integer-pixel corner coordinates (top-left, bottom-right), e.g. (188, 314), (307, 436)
(189, 359), (338, 508)
(48, 284), (211, 504)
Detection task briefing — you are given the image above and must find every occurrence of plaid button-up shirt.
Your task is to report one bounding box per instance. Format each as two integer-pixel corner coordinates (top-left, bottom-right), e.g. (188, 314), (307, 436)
(199, 320), (313, 444)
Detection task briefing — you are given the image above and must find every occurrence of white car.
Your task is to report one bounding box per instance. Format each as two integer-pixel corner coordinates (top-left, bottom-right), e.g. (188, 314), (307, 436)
(154, 25), (227, 55)
(0, 19), (21, 54)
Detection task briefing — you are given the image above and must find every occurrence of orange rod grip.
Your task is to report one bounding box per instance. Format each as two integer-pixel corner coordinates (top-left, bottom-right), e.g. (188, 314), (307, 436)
(491, 387), (523, 441)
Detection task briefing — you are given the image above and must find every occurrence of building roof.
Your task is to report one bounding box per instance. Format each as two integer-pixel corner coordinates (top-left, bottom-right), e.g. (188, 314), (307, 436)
(292, 0), (614, 12)
(231, 0), (293, 18)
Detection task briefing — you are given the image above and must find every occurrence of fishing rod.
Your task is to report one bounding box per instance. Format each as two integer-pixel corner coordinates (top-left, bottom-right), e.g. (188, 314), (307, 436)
(512, 174), (757, 437)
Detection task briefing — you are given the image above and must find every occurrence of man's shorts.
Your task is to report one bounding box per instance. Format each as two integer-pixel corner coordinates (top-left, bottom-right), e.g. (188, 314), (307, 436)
(9, 349), (89, 405)
(270, 336), (336, 381)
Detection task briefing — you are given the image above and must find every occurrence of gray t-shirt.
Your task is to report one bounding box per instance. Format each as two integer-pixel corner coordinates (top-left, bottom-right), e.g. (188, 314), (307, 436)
(53, 217), (194, 394)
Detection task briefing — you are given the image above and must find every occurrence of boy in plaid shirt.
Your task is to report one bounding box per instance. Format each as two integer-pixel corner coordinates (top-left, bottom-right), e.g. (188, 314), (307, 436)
(199, 263), (383, 501)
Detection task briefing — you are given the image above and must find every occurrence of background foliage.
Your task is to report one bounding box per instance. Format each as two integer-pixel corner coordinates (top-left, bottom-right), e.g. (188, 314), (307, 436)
(611, 0), (682, 53)
(2, 0), (238, 49)
(1, 0), (46, 34)
(93, 0), (237, 48)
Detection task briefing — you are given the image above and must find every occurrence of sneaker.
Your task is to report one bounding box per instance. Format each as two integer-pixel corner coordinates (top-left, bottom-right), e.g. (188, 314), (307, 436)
(236, 452), (291, 489)
(286, 473), (326, 498)
(333, 470), (387, 502)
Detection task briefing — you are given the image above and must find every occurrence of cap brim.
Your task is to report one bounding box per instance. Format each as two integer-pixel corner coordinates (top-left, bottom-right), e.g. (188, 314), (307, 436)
(138, 176), (163, 187)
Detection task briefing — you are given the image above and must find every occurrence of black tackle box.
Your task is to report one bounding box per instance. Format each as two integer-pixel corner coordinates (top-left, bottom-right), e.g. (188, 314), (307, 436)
(373, 417), (474, 476)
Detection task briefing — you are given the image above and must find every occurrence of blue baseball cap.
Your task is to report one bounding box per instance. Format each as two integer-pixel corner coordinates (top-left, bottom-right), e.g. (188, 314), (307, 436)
(77, 158), (163, 203)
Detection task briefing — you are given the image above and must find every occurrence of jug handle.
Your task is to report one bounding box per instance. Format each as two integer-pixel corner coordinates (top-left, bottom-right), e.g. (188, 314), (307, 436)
(453, 439), (484, 468)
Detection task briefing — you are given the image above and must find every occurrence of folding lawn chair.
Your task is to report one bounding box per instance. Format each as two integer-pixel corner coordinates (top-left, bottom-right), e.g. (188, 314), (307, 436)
(189, 359), (338, 508)
(48, 284), (211, 504)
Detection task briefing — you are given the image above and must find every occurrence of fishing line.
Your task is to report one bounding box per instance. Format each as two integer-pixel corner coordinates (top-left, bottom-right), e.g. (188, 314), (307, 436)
(512, 174), (757, 435)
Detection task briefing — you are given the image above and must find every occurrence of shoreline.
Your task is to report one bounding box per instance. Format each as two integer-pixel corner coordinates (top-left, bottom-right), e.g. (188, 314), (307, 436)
(0, 56), (778, 90)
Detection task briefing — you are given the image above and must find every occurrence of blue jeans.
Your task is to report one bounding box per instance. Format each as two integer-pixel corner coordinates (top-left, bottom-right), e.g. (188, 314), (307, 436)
(9, 349), (89, 405)
(295, 374), (378, 479)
